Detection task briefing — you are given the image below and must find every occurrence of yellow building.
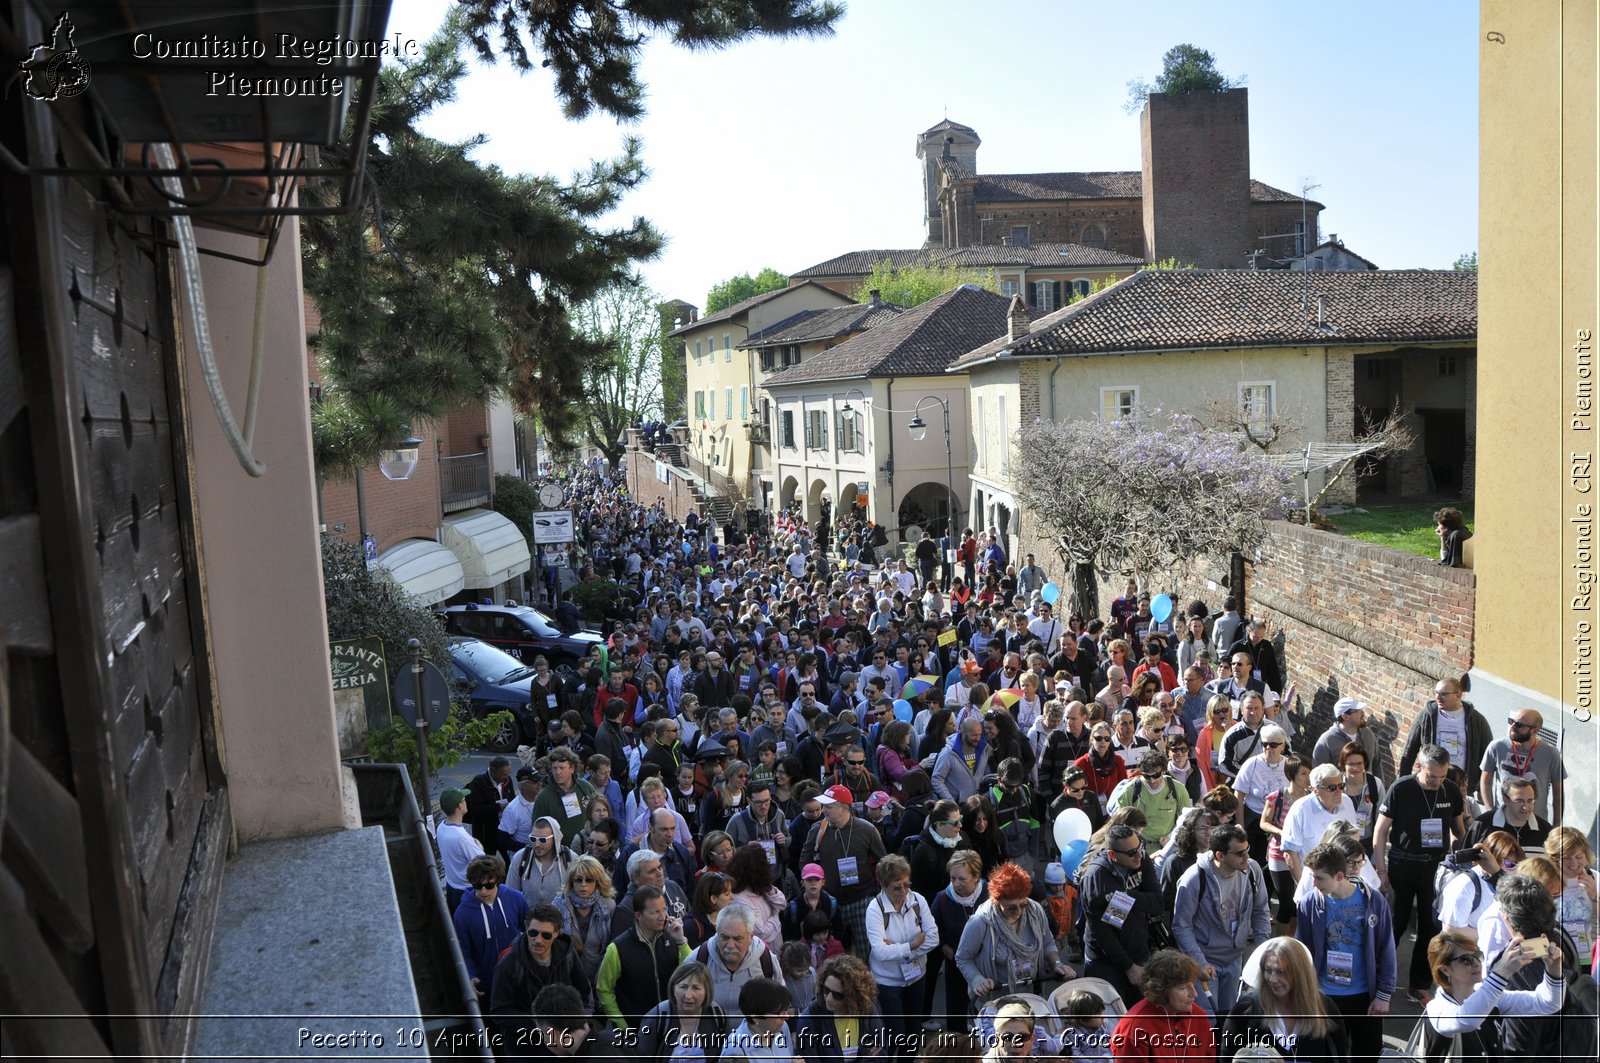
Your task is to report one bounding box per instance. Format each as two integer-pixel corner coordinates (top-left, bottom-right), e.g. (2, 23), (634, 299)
(1478, 0), (1598, 832)
(672, 281), (852, 494)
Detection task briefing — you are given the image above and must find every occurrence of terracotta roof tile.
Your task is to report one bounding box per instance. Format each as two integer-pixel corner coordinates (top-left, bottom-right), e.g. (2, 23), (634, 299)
(973, 172), (1315, 206)
(667, 281), (846, 337)
(950, 269), (1476, 370)
(764, 285), (1012, 387)
(739, 303), (905, 349)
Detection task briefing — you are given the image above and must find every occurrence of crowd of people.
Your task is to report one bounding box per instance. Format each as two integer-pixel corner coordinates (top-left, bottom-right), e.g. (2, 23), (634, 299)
(428, 467), (1595, 1062)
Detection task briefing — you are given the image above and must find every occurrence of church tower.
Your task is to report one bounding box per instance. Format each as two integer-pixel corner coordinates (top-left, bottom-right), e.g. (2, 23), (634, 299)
(916, 120), (980, 248)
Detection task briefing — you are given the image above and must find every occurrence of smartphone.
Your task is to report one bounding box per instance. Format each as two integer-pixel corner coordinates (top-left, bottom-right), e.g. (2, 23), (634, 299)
(1522, 935), (1549, 958)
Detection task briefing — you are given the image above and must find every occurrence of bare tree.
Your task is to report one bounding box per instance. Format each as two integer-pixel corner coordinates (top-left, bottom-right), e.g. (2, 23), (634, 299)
(570, 283), (666, 467)
(1202, 392), (1307, 452)
(1012, 411), (1293, 620)
(1306, 402), (1418, 517)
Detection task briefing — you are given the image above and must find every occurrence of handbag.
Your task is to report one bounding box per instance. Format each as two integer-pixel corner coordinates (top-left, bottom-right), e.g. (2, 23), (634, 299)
(1398, 1014), (1462, 1063)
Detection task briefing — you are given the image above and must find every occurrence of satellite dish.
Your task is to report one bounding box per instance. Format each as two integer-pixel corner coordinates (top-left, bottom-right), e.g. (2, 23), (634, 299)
(905, 524), (924, 542)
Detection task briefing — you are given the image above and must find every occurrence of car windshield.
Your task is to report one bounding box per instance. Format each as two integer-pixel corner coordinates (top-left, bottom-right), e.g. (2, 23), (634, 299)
(451, 640), (532, 685)
(517, 608), (561, 639)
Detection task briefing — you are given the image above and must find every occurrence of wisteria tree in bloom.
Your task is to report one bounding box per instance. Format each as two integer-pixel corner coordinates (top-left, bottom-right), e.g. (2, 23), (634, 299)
(1011, 411), (1295, 620)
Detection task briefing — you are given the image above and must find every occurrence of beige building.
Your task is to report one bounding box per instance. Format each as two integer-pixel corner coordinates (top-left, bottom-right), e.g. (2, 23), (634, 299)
(761, 285), (1011, 539)
(789, 242), (1143, 305)
(1477, 0), (1597, 832)
(672, 281), (853, 493)
(949, 269), (1477, 565)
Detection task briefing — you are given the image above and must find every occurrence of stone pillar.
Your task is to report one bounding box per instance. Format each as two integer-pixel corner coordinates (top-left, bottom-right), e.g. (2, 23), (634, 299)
(1323, 348), (1358, 504)
(1462, 354), (1477, 499)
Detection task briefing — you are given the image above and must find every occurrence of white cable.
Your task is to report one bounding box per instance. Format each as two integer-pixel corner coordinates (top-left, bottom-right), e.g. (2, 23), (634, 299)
(154, 142), (266, 478)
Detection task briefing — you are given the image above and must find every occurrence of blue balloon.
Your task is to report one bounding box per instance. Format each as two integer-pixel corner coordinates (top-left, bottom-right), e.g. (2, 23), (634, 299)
(681, 541), (693, 556)
(1040, 582), (1060, 605)
(893, 698), (913, 722)
(1150, 593), (1174, 623)
(1061, 839), (1090, 884)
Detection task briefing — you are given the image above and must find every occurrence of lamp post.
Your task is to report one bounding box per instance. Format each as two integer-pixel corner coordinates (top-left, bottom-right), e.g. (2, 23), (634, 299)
(839, 390), (959, 555)
(357, 423), (423, 563)
(906, 396), (957, 561)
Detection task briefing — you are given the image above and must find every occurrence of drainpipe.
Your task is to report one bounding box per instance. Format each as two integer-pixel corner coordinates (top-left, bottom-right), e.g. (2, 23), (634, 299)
(1047, 354), (1064, 421)
(883, 377), (895, 532)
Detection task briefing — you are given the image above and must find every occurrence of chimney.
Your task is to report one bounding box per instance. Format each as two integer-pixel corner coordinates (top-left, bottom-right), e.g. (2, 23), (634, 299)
(1007, 294), (1031, 341)
(868, 289), (881, 306)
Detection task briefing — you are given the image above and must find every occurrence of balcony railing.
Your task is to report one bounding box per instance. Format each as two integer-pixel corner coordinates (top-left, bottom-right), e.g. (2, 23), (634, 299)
(439, 452), (491, 512)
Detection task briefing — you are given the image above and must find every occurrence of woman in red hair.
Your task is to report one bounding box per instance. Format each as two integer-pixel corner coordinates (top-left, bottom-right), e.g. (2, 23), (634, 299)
(952, 862), (1077, 1008)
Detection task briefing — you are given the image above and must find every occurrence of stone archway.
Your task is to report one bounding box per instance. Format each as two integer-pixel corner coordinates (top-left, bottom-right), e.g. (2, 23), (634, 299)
(779, 475), (799, 514)
(898, 480), (956, 542)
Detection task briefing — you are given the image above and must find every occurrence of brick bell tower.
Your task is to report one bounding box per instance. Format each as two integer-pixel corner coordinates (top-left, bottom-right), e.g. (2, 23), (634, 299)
(916, 119), (980, 249)
(1140, 88), (1252, 268)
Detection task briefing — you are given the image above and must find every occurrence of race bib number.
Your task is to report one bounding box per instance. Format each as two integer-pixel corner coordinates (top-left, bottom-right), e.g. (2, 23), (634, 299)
(900, 954), (927, 982)
(1101, 890), (1135, 929)
(1355, 809), (1371, 833)
(776, 741), (789, 757)
(1008, 956), (1036, 986)
(839, 856), (860, 886)
(1420, 817), (1445, 849)
(760, 839), (777, 864)
(561, 793), (582, 818)
(546, 694), (558, 708)
(1327, 949), (1354, 988)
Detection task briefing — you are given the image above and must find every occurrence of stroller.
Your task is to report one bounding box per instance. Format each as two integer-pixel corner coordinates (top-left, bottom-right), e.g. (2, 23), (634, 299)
(1048, 976), (1128, 1030)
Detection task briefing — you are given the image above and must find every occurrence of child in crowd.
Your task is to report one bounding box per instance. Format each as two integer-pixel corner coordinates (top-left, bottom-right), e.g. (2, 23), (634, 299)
(779, 941), (817, 1015)
(1057, 989), (1111, 1063)
(1041, 863), (1074, 957)
(753, 741), (779, 787)
(803, 909), (844, 970)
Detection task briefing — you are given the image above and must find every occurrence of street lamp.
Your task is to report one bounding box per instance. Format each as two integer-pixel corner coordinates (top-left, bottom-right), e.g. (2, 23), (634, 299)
(378, 425), (423, 481)
(909, 396), (957, 556)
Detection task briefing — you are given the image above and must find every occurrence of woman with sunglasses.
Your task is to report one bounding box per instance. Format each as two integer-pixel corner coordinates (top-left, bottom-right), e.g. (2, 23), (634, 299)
(955, 862), (1076, 1010)
(1194, 695), (1234, 793)
(795, 954), (888, 1063)
(552, 855), (618, 985)
(1072, 725), (1128, 813)
(1048, 767), (1107, 842)
(1421, 931), (1564, 1061)
(1234, 725), (1291, 884)
(1440, 831), (1526, 944)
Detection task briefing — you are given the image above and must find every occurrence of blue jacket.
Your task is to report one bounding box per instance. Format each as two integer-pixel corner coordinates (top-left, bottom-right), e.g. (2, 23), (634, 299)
(1294, 881), (1396, 1003)
(793, 1001), (889, 1063)
(453, 885), (529, 986)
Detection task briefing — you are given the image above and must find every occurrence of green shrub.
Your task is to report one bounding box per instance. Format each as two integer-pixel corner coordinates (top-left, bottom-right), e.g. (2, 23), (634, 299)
(366, 707), (514, 798)
(321, 532), (454, 683)
(569, 579), (628, 620)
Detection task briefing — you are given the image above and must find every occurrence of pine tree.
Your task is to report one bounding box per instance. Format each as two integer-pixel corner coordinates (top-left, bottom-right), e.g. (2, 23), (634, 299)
(304, 3), (842, 474)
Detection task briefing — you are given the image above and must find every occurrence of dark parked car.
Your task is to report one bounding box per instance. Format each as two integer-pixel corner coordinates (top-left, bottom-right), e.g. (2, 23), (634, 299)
(441, 602), (603, 670)
(446, 637), (541, 753)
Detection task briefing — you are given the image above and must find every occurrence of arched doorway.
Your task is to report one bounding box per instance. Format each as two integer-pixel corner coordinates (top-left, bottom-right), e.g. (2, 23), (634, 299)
(899, 481), (956, 543)
(779, 475), (799, 515)
(806, 478), (830, 526)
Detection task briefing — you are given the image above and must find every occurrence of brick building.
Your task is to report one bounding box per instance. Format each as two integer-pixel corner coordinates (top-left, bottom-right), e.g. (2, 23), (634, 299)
(919, 90), (1321, 269)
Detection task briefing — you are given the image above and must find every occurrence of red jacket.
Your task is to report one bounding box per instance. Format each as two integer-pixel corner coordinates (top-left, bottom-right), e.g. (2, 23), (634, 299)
(1073, 751), (1127, 806)
(1110, 1000), (1215, 1063)
(592, 683), (639, 729)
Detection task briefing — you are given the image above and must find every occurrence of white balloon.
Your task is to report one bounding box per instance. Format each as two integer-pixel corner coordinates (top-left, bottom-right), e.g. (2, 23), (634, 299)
(1053, 807), (1093, 852)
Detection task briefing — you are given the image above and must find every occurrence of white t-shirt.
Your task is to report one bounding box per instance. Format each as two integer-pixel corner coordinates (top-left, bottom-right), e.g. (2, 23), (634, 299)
(1280, 794), (1357, 858)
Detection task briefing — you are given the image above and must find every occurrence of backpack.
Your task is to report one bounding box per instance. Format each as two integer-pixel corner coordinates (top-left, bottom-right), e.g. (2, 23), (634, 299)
(1398, 1014), (1464, 1063)
(1432, 852), (1482, 922)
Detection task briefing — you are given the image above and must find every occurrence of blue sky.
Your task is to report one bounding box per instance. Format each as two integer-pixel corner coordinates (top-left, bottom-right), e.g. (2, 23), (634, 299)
(385, 0), (1479, 306)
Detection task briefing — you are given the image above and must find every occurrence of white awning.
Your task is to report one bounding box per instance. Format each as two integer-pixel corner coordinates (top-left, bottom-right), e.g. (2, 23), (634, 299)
(374, 539), (465, 606)
(441, 508), (532, 589)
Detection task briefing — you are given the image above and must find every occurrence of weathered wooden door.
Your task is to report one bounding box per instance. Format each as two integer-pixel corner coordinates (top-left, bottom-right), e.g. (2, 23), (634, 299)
(0, 29), (229, 1055)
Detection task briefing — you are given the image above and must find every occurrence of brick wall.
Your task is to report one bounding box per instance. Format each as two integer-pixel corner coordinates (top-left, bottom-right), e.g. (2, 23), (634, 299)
(320, 417), (443, 552)
(625, 447), (704, 524)
(1323, 348), (1357, 504)
(1163, 521), (1474, 781)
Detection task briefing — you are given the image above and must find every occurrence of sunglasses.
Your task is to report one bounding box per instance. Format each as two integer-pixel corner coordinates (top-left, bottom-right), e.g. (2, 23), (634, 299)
(1317, 783), (1342, 791)
(1066, 786), (1087, 796)
(1225, 847), (1251, 857)
(527, 928), (556, 940)
(473, 881), (499, 891)
(1449, 952), (1483, 966)
(1112, 846), (1143, 858)
(822, 987), (847, 1000)
(1092, 736), (1112, 743)
(1262, 741), (1284, 749)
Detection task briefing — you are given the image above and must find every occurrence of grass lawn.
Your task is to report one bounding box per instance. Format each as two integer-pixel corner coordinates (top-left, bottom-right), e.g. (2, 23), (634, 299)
(1327, 502), (1474, 558)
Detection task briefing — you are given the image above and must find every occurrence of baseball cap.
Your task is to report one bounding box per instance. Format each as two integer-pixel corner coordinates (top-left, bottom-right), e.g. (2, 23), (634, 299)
(816, 784), (855, 806)
(439, 788), (468, 813)
(1334, 696), (1367, 718)
(866, 791), (892, 810)
(802, 863), (826, 880)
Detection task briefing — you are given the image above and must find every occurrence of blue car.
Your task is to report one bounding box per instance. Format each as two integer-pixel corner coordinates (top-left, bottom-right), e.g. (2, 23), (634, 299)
(446, 637), (542, 754)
